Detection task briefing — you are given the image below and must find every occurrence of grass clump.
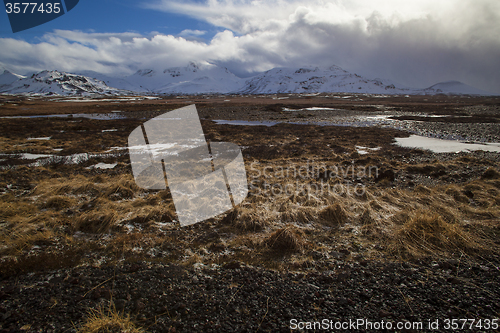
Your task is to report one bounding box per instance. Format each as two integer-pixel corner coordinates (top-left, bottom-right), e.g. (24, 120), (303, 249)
(388, 211), (484, 258)
(235, 211), (269, 231)
(359, 208), (389, 237)
(222, 207), (269, 232)
(265, 225), (305, 252)
(281, 207), (315, 224)
(318, 203), (348, 226)
(482, 167), (500, 180)
(74, 211), (117, 233)
(126, 206), (175, 226)
(0, 199), (37, 219)
(77, 304), (144, 333)
(39, 195), (77, 210)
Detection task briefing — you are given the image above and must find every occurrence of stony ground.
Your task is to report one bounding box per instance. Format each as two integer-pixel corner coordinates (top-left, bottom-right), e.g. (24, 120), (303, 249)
(1, 255), (500, 332)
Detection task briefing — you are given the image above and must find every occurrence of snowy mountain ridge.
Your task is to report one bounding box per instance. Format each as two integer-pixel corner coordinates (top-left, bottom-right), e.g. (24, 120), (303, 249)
(238, 65), (407, 95)
(124, 62), (244, 94)
(0, 63), (496, 96)
(422, 81), (493, 96)
(0, 70), (26, 87)
(0, 70), (128, 96)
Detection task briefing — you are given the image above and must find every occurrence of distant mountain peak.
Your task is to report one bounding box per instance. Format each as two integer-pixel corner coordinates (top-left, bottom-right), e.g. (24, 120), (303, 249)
(0, 69), (26, 86)
(134, 69), (155, 77)
(424, 81), (495, 95)
(0, 70), (124, 96)
(238, 64), (409, 94)
(294, 67), (317, 74)
(187, 61), (199, 72)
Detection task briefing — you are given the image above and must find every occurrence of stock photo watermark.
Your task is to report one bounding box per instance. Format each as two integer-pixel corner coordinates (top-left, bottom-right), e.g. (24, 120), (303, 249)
(248, 160), (379, 198)
(3, 0), (80, 33)
(128, 104), (249, 227)
(290, 318), (499, 331)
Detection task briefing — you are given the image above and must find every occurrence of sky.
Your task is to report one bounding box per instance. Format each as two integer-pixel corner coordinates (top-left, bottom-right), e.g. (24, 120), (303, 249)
(0, 0), (499, 93)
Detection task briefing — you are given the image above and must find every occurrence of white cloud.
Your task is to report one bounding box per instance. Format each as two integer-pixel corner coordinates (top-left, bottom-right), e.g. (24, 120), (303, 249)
(0, 0), (499, 92)
(178, 29), (207, 37)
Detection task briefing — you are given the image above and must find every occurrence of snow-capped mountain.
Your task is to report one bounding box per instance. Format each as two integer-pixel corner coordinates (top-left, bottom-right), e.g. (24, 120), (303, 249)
(237, 65), (410, 94)
(76, 70), (140, 92)
(76, 62), (244, 94)
(0, 70), (26, 87)
(0, 63), (496, 96)
(125, 62), (244, 94)
(0, 70), (127, 96)
(422, 81), (494, 96)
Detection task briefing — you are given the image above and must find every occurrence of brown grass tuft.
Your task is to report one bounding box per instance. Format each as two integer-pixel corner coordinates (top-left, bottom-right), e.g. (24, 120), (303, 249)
(104, 184), (135, 200)
(280, 206), (315, 224)
(221, 207), (240, 225)
(236, 211), (269, 231)
(0, 199), (37, 219)
(74, 211), (117, 233)
(318, 203), (348, 227)
(391, 211), (411, 225)
(388, 211), (484, 258)
(126, 206), (175, 226)
(0, 249), (81, 277)
(431, 204), (460, 223)
(414, 185), (431, 195)
(482, 167), (500, 180)
(359, 208), (375, 225)
(221, 206), (269, 231)
(39, 195), (77, 210)
(359, 208), (388, 237)
(265, 225), (305, 252)
(445, 186), (469, 204)
(77, 304), (144, 333)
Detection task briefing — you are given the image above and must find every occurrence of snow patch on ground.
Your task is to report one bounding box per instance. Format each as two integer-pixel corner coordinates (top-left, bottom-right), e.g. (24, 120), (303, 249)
(283, 107), (341, 111)
(395, 135), (500, 153)
(355, 146), (381, 155)
(86, 163), (118, 170)
(22, 153), (53, 159)
(213, 120), (278, 127)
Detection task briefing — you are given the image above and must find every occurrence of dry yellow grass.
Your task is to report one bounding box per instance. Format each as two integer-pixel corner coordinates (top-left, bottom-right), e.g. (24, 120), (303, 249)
(0, 195), (37, 220)
(221, 206), (271, 232)
(318, 203), (349, 226)
(74, 211), (118, 234)
(39, 195), (77, 210)
(124, 205), (175, 226)
(387, 211), (485, 258)
(34, 174), (141, 199)
(77, 304), (144, 333)
(482, 167), (500, 180)
(445, 186), (470, 204)
(1, 151), (499, 275)
(34, 175), (99, 196)
(265, 225), (305, 252)
(235, 210), (269, 231)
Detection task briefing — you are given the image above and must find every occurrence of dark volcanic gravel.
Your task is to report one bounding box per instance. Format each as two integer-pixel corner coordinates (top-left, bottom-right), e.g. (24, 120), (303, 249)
(1, 256), (499, 332)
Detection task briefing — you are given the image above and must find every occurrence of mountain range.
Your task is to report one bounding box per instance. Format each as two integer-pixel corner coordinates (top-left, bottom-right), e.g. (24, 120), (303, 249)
(0, 70), (123, 96)
(0, 63), (496, 96)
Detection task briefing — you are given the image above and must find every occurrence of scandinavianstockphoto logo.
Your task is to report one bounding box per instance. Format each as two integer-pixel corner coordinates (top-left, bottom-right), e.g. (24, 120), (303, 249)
(3, 0), (79, 33)
(128, 105), (248, 227)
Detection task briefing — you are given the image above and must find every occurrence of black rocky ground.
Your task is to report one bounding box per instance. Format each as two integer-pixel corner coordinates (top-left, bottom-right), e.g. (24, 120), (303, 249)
(1, 255), (499, 332)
